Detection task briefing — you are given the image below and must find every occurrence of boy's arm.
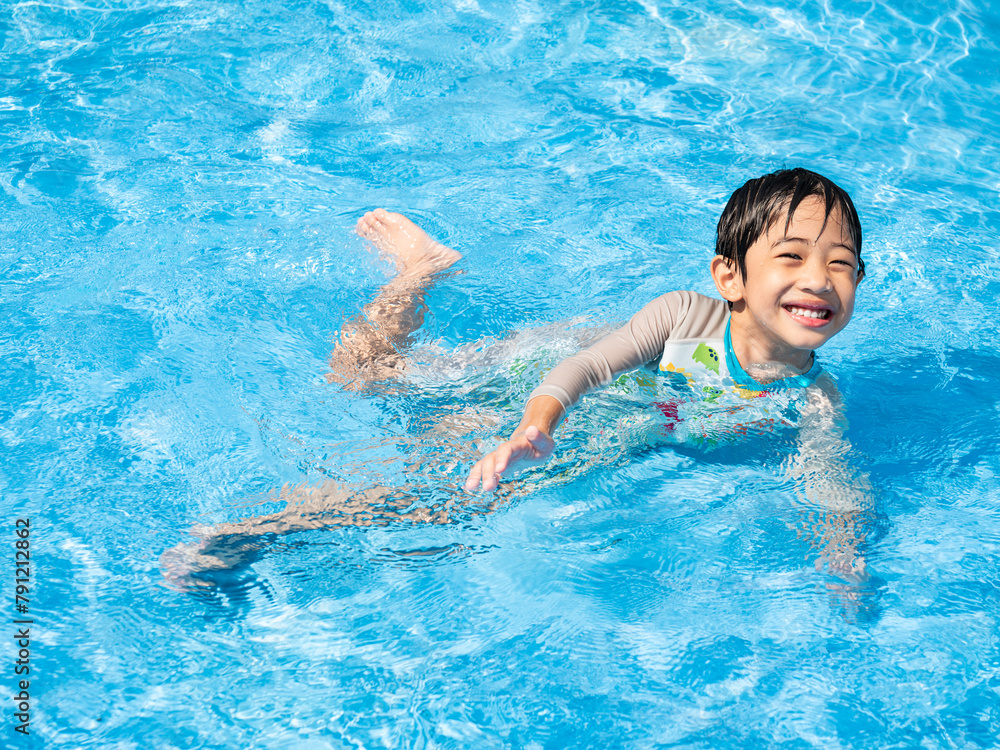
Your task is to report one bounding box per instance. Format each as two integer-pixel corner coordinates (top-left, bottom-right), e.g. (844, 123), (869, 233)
(464, 293), (685, 491)
(786, 373), (875, 582)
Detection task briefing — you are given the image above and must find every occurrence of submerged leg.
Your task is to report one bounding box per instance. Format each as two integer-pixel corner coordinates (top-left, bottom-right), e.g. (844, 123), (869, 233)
(329, 209), (461, 389)
(159, 473), (514, 589)
(160, 212), (485, 589)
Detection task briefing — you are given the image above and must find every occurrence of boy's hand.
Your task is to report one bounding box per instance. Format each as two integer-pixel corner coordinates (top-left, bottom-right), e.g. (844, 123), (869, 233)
(464, 426), (555, 492)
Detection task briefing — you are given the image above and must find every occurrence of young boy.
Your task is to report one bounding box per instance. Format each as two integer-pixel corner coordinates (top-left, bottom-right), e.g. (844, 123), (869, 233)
(464, 167), (864, 491)
(162, 167), (871, 586)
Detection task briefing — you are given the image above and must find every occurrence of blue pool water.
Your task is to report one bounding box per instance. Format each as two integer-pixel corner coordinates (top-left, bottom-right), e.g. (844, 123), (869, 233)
(3, 0), (1000, 746)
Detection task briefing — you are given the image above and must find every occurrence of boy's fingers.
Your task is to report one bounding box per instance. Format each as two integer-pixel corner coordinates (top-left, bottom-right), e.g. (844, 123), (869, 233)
(467, 454), (498, 492)
(473, 453), (494, 492)
(465, 453), (500, 493)
(467, 436), (539, 493)
(493, 444), (513, 476)
(464, 461), (483, 492)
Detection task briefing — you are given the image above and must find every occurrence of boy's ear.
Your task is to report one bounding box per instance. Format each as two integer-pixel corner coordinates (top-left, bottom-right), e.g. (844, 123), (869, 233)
(711, 256), (743, 303)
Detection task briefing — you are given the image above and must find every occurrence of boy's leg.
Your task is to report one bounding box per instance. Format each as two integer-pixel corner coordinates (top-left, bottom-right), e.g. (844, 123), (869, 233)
(159, 212), (487, 588)
(329, 209), (461, 389)
(159, 480), (444, 585)
(159, 466), (515, 589)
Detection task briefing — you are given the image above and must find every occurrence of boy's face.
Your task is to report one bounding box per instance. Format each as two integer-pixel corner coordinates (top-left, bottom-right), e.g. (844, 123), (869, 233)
(712, 195), (862, 370)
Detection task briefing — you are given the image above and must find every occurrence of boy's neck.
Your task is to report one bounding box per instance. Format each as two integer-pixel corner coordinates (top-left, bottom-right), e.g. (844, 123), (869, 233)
(728, 309), (814, 375)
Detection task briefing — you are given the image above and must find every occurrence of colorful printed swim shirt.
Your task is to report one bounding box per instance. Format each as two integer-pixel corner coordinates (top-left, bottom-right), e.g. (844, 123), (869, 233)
(527, 291), (825, 446)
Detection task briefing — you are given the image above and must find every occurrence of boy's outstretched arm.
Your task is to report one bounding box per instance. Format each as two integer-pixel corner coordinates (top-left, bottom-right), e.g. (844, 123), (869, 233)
(464, 395), (564, 492)
(463, 293), (685, 492)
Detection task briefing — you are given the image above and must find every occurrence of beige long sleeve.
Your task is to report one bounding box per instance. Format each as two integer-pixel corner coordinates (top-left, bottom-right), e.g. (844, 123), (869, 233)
(527, 290), (729, 411)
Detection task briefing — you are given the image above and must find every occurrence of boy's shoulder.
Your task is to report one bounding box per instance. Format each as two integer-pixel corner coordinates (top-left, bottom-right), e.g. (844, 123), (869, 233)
(647, 288), (724, 308)
(638, 290), (728, 341)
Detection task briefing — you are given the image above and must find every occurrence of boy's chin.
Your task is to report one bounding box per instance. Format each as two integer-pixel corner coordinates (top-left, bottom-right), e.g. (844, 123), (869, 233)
(780, 319), (846, 349)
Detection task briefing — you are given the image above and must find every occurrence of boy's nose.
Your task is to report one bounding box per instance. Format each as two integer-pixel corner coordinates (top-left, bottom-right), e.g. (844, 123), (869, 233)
(799, 258), (833, 293)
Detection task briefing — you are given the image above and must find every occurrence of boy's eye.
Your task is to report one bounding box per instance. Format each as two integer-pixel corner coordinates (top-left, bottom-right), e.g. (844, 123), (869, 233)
(778, 253), (801, 260)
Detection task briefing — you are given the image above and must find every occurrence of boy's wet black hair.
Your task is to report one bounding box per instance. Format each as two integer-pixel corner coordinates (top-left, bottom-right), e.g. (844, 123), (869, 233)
(716, 167), (864, 281)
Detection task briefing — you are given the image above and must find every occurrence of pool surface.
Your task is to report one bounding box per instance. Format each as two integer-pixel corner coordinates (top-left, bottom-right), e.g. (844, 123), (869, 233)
(3, 0), (1000, 746)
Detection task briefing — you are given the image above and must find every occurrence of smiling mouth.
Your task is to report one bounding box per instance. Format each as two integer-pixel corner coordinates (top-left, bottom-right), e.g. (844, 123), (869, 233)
(784, 304), (832, 321)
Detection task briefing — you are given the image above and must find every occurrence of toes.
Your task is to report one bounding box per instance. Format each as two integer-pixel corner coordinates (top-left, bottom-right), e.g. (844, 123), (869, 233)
(356, 210), (391, 241)
(355, 211), (375, 236)
(375, 209), (412, 236)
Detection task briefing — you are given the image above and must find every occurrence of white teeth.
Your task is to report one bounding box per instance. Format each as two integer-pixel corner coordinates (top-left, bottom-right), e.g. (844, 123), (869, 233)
(787, 306), (828, 319)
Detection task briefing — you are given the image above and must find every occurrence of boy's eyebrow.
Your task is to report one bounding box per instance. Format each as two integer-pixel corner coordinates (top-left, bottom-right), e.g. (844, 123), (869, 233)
(773, 236), (856, 252)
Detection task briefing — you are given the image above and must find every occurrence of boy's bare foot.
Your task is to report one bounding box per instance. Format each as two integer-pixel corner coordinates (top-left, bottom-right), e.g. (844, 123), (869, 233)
(356, 209), (461, 279)
(159, 525), (272, 591)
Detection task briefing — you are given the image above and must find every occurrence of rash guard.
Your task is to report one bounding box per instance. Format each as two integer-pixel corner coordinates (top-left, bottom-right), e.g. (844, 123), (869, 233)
(527, 290), (822, 412)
